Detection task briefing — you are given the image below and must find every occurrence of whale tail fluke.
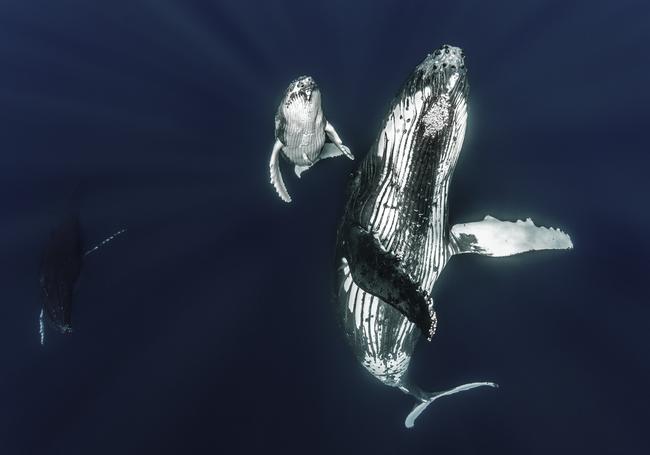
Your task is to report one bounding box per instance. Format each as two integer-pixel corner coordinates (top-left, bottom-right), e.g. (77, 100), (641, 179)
(401, 381), (498, 428)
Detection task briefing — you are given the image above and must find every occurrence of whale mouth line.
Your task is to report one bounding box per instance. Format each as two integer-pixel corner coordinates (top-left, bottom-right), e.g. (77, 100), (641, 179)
(285, 87), (319, 107)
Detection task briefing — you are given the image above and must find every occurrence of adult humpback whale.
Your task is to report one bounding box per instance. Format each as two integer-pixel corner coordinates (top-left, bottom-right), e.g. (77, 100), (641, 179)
(336, 45), (572, 427)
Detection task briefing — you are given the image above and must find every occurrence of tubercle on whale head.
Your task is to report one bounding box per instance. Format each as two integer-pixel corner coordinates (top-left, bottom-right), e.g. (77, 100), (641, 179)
(402, 44), (468, 100)
(285, 75), (320, 105)
(421, 44), (466, 76)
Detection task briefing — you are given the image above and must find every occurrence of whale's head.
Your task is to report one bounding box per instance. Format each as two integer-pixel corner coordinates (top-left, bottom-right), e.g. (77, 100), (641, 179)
(374, 44), (469, 191)
(413, 44), (467, 96)
(284, 75), (321, 107)
(425, 45), (465, 75)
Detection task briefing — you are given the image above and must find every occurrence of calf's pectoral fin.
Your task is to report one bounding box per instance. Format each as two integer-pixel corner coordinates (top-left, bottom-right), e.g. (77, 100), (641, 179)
(270, 139), (291, 203)
(319, 143), (344, 160)
(324, 121), (354, 160)
(294, 164), (311, 178)
(449, 215), (573, 257)
(343, 223), (435, 338)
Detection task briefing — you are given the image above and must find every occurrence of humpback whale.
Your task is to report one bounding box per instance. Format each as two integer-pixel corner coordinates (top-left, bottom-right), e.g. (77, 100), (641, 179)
(270, 75), (353, 203)
(335, 45), (572, 427)
(39, 214), (126, 344)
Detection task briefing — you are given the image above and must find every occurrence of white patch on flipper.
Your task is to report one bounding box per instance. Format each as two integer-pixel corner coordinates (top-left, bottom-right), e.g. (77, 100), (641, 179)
(450, 215), (573, 257)
(405, 382), (498, 428)
(269, 139), (291, 202)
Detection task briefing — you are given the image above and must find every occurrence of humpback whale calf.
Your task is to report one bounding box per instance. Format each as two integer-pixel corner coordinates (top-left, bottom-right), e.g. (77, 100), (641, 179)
(335, 45), (572, 427)
(270, 75), (353, 203)
(39, 214), (126, 345)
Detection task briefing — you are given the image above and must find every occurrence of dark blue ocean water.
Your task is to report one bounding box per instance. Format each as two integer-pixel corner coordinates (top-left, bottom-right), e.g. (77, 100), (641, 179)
(1, 1), (648, 453)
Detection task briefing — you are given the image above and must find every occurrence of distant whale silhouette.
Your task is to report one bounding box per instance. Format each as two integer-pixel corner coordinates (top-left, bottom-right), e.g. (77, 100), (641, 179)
(336, 45), (573, 427)
(39, 214), (126, 344)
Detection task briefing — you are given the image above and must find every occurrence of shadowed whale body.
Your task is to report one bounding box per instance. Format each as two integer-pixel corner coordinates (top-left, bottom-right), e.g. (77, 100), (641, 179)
(39, 214), (126, 344)
(40, 214), (83, 335)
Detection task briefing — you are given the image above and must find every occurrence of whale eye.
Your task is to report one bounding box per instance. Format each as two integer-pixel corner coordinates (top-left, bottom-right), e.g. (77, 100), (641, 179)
(442, 63), (447, 68)
(445, 48), (450, 54)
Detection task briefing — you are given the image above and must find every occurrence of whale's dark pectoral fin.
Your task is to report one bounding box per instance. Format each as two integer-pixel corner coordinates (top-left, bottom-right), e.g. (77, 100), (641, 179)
(402, 382), (498, 428)
(449, 215), (573, 257)
(270, 139), (291, 203)
(344, 224), (434, 338)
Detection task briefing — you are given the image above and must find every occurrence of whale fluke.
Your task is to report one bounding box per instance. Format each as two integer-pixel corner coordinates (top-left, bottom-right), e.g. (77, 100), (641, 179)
(450, 215), (573, 257)
(402, 382), (498, 428)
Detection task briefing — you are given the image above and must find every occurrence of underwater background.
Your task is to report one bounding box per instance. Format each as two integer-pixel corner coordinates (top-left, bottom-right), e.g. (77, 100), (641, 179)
(1, 0), (649, 453)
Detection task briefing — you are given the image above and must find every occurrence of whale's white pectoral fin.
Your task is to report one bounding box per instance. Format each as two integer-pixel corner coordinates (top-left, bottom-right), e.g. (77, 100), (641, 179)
(449, 215), (573, 257)
(294, 164), (311, 178)
(324, 121), (354, 160)
(270, 139), (291, 203)
(404, 382), (498, 428)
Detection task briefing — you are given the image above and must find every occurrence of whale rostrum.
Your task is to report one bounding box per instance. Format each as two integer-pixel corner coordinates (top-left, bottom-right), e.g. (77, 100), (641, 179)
(335, 45), (572, 427)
